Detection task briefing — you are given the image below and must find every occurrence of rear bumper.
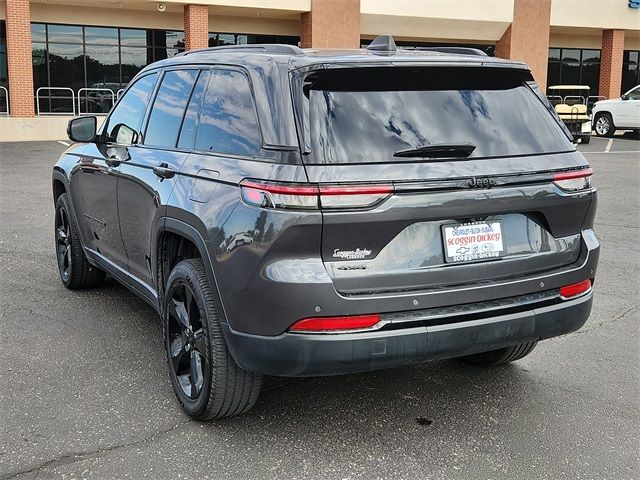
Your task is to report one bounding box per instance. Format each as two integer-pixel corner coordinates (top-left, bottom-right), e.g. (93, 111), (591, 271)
(222, 292), (592, 377)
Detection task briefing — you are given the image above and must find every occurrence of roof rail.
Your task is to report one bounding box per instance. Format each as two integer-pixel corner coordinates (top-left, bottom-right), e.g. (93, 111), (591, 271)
(176, 43), (304, 57)
(402, 46), (488, 57)
(366, 35), (397, 53)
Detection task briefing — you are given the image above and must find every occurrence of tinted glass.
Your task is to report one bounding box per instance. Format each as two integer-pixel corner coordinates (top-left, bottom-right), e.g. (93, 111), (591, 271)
(105, 73), (158, 143)
(305, 68), (573, 164)
(195, 69), (262, 155)
(178, 70), (210, 149)
(47, 24), (82, 44)
(120, 28), (148, 46)
(31, 23), (47, 43)
(120, 47), (150, 83)
(561, 49), (580, 62)
(48, 43), (84, 89)
(85, 26), (118, 45)
(145, 69), (198, 148)
(627, 86), (640, 100)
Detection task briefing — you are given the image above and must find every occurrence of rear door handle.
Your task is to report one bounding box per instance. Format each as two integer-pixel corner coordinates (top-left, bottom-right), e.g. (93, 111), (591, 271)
(153, 163), (175, 179)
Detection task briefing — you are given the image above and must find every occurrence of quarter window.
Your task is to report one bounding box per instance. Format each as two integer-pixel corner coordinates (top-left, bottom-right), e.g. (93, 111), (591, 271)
(194, 69), (262, 156)
(145, 69), (198, 148)
(104, 73), (158, 144)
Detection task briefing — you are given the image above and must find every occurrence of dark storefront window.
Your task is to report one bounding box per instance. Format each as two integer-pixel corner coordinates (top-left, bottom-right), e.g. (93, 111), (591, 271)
(622, 50), (640, 95)
(1, 21), (7, 113)
(31, 22), (299, 113)
(546, 47), (601, 95)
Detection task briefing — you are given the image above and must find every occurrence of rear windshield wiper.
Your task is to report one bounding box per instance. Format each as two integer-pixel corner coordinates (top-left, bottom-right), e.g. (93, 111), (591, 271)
(393, 143), (476, 159)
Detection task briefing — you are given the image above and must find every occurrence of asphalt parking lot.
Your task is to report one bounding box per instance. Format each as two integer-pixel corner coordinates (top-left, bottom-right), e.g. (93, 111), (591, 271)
(0, 136), (638, 480)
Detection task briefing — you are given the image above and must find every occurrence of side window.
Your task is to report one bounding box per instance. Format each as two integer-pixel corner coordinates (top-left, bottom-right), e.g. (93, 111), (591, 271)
(177, 70), (210, 150)
(144, 69), (198, 148)
(627, 87), (640, 100)
(194, 69), (262, 156)
(104, 73), (158, 144)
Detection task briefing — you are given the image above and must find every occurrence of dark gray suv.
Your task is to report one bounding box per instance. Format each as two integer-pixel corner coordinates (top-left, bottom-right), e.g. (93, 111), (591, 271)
(53, 36), (599, 419)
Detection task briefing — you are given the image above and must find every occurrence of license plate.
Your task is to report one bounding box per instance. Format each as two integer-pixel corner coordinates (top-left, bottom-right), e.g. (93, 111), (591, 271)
(442, 221), (505, 263)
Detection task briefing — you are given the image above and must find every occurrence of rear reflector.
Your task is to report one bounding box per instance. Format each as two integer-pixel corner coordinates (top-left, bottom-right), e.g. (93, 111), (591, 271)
(553, 168), (593, 192)
(290, 314), (381, 332)
(560, 279), (592, 299)
(240, 179), (392, 210)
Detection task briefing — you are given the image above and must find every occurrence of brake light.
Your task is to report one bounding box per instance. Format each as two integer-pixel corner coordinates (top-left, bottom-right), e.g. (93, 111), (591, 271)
(240, 180), (393, 210)
(559, 279), (592, 299)
(289, 314), (381, 332)
(553, 168), (593, 192)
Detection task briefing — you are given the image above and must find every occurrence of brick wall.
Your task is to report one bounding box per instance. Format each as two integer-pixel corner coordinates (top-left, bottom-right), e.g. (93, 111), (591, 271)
(599, 30), (625, 99)
(5, 0), (35, 117)
(496, 0), (551, 92)
(300, 0), (360, 49)
(184, 4), (209, 51)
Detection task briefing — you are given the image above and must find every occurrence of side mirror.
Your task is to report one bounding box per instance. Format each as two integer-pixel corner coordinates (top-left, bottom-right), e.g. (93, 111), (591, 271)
(111, 123), (138, 145)
(67, 116), (97, 143)
(621, 94), (628, 100)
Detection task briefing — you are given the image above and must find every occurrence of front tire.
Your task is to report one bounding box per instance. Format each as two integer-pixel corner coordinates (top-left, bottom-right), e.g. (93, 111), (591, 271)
(55, 193), (106, 289)
(580, 135), (591, 144)
(163, 259), (262, 420)
(594, 113), (615, 137)
(460, 341), (538, 366)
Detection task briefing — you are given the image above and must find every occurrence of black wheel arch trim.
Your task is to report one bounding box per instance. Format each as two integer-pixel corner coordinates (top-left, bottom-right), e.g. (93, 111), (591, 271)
(156, 217), (230, 325)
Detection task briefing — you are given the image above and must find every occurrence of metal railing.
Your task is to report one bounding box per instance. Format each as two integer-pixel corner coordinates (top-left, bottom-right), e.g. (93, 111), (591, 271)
(562, 95), (586, 105)
(116, 88), (125, 99)
(36, 87), (76, 115)
(0, 86), (8, 115)
(77, 88), (116, 115)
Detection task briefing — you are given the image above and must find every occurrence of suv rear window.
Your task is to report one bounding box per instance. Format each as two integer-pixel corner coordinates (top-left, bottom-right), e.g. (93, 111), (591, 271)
(301, 67), (574, 164)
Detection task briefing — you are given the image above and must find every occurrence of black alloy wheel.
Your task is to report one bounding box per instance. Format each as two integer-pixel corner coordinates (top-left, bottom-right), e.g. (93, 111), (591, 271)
(163, 259), (263, 419)
(55, 206), (72, 282)
(166, 280), (209, 400)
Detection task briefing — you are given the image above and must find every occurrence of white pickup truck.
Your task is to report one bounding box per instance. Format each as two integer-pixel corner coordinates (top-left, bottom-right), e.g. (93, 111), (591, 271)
(592, 85), (640, 137)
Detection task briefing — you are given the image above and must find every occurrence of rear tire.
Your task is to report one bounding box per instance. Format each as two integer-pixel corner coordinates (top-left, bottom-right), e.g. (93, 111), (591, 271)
(163, 258), (263, 420)
(55, 193), (106, 289)
(580, 135), (591, 144)
(594, 113), (615, 137)
(460, 341), (538, 366)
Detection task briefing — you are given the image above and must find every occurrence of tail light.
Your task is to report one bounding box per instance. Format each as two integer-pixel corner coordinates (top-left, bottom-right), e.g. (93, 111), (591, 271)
(553, 168), (593, 192)
(240, 180), (392, 210)
(289, 314), (382, 333)
(560, 279), (592, 299)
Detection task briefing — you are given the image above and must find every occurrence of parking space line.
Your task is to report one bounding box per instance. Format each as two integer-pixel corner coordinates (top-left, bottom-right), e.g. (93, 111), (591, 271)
(57, 140), (70, 147)
(605, 139), (613, 153)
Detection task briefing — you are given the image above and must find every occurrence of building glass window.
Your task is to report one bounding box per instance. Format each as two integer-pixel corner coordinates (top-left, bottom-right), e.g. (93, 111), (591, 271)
(1, 21), (7, 113)
(622, 50), (640, 95)
(546, 48), (601, 96)
(31, 22), (300, 113)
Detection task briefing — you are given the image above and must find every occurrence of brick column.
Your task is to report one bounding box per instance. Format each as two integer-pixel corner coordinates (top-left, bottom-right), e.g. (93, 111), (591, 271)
(496, 0), (551, 92)
(300, 0), (360, 49)
(4, 0), (35, 117)
(599, 30), (625, 99)
(184, 4), (209, 51)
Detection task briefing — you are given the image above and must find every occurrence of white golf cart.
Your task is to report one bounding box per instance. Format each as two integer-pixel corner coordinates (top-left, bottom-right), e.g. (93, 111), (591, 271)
(547, 85), (593, 144)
